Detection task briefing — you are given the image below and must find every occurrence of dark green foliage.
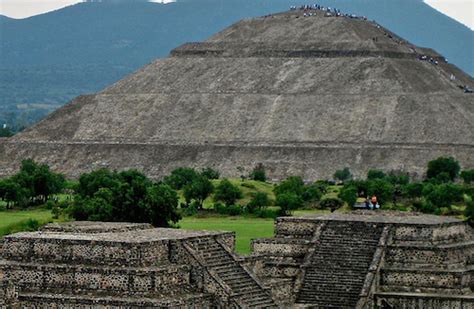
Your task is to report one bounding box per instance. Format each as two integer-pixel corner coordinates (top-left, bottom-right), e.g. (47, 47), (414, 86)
(274, 176), (305, 197)
(339, 186), (357, 206)
(426, 157), (460, 182)
(0, 159), (65, 208)
(301, 184), (322, 203)
(164, 167), (199, 190)
(214, 179), (242, 206)
(183, 175), (214, 209)
(319, 197), (344, 211)
(461, 169), (474, 184)
(250, 164), (266, 182)
(334, 167), (352, 182)
(247, 192), (271, 213)
(424, 183), (463, 208)
(276, 193), (303, 216)
(367, 169), (386, 180)
(386, 171), (410, 185)
(0, 127), (13, 137)
(403, 182), (424, 199)
(313, 180), (330, 194)
(70, 168), (180, 227)
(464, 195), (474, 226)
(214, 202), (243, 216)
(201, 167), (220, 180)
(366, 179), (394, 205)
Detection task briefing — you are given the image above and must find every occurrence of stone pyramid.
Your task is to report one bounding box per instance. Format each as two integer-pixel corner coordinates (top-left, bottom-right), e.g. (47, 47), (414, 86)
(1, 8), (473, 179)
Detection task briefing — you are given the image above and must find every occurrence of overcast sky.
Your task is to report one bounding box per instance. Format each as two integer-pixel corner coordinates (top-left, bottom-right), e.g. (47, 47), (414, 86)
(0, 0), (473, 30)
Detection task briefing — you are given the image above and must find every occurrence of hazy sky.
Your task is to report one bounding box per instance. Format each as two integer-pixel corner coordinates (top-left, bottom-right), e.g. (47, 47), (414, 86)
(0, 0), (473, 30)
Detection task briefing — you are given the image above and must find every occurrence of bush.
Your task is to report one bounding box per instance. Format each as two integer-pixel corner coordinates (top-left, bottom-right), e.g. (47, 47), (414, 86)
(334, 167), (352, 183)
(425, 183), (463, 208)
(250, 164), (266, 182)
(214, 202), (243, 216)
(367, 169), (386, 180)
(403, 182), (424, 199)
(276, 193), (303, 216)
(274, 176), (305, 197)
(464, 195), (474, 226)
(253, 208), (278, 219)
(319, 197), (343, 211)
(201, 167), (220, 180)
(301, 184), (322, 204)
(164, 167), (199, 190)
(426, 157), (460, 182)
(183, 175), (214, 209)
(339, 186), (357, 206)
(461, 169), (474, 184)
(366, 179), (394, 205)
(182, 200), (199, 216)
(214, 179), (242, 206)
(314, 180), (330, 194)
(247, 192), (271, 213)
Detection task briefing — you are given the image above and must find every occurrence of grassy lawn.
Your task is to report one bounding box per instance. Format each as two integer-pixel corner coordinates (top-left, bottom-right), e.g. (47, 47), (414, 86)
(179, 216), (275, 255)
(0, 208), (53, 237)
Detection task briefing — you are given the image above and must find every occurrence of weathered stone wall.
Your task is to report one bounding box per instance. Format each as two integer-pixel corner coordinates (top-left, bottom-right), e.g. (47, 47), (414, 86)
(375, 293), (474, 309)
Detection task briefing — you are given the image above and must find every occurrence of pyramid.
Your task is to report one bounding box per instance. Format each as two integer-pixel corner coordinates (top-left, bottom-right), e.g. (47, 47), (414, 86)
(1, 9), (473, 180)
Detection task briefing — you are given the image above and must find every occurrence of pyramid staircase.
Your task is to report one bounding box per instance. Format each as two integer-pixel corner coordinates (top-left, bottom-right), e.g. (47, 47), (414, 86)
(295, 221), (384, 308)
(185, 237), (278, 308)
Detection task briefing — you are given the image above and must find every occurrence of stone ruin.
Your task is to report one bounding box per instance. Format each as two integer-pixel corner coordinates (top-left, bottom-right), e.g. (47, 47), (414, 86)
(0, 211), (473, 308)
(0, 9), (473, 180)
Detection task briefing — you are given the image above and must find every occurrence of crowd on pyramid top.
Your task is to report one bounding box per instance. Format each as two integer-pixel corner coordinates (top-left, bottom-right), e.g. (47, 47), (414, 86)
(290, 4), (367, 19)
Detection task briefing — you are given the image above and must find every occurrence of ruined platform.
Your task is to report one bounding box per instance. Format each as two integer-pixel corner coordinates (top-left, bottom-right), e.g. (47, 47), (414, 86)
(248, 211), (473, 308)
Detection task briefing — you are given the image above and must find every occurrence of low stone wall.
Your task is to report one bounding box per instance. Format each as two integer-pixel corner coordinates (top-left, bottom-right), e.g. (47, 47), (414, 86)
(1, 237), (169, 266)
(251, 238), (310, 257)
(1, 262), (192, 295)
(392, 223), (471, 244)
(375, 293), (474, 309)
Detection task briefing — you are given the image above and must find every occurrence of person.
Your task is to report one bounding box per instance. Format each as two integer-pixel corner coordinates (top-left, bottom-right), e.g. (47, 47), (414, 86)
(365, 197), (371, 209)
(370, 195), (380, 210)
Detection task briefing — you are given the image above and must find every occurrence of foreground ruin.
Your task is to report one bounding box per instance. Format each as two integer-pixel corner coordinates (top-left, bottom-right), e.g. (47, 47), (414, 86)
(1, 9), (473, 180)
(1, 211), (472, 308)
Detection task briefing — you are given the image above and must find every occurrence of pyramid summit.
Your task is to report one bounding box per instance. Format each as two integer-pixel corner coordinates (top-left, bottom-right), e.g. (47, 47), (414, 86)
(1, 7), (473, 179)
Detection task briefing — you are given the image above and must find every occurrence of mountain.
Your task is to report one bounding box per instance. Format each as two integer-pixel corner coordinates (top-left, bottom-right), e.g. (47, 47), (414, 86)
(0, 0), (473, 129)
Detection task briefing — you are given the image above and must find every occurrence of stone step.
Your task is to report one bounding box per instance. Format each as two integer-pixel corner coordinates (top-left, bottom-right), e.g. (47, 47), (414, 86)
(0, 260), (192, 294)
(16, 290), (213, 308)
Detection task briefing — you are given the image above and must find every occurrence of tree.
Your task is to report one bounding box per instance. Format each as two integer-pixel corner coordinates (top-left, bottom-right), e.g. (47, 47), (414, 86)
(461, 169), (474, 184)
(426, 157), (460, 182)
(367, 169), (386, 180)
(339, 185), (357, 206)
(334, 167), (352, 183)
(425, 183), (463, 208)
(164, 167), (199, 190)
(142, 183), (181, 227)
(301, 184), (322, 204)
(201, 167), (220, 180)
(274, 176), (305, 197)
(183, 175), (214, 209)
(247, 192), (271, 213)
(250, 164), (266, 182)
(366, 179), (394, 205)
(276, 193), (303, 216)
(403, 182), (424, 199)
(214, 179), (242, 206)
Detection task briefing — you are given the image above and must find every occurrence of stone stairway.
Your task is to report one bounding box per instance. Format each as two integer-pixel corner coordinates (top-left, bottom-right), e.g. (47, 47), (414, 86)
(296, 221), (384, 308)
(187, 237), (278, 308)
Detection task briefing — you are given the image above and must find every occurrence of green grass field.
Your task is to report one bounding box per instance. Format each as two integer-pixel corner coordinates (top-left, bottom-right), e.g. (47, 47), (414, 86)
(179, 216), (275, 254)
(0, 208), (53, 237)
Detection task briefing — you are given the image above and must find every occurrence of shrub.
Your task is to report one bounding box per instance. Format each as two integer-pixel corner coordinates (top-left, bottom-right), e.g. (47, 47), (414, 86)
(183, 175), (214, 209)
(254, 208), (278, 219)
(301, 184), (322, 204)
(403, 182), (424, 199)
(214, 179), (242, 206)
(366, 179), (394, 205)
(339, 186), (357, 206)
(250, 164), (267, 182)
(274, 176), (305, 197)
(276, 193), (303, 216)
(314, 180), (330, 194)
(367, 169), (386, 180)
(201, 167), (220, 180)
(426, 157), (460, 182)
(214, 202), (243, 216)
(461, 169), (474, 184)
(425, 183), (463, 208)
(247, 192), (271, 213)
(319, 197), (343, 211)
(334, 167), (352, 183)
(164, 167), (199, 190)
(464, 195), (474, 226)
